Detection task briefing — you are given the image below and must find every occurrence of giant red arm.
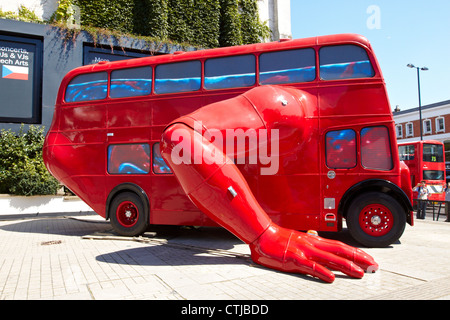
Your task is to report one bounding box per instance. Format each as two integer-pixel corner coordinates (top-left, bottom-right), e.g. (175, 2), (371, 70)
(160, 85), (378, 283)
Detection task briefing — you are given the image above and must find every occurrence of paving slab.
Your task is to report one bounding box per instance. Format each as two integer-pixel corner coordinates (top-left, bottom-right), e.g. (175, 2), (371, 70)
(0, 212), (449, 302)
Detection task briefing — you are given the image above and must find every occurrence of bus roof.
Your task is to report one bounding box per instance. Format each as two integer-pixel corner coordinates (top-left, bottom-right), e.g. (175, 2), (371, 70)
(57, 33), (379, 105)
(67, 33), (373, 75)
(398, 140), (444, 146)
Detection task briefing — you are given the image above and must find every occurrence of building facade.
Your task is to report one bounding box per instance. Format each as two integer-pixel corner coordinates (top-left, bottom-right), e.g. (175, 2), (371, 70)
(0, 18), (180, 133)
(0, 0), (291, 133)
(258, 0), (292, 41)
(393, 100), (450, 159)
(1, 0), (292, 42)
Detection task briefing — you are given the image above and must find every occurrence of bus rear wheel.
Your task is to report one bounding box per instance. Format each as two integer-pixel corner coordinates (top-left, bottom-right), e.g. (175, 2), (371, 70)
(110, 192), (149, 237)
(346, 192), (406, 248)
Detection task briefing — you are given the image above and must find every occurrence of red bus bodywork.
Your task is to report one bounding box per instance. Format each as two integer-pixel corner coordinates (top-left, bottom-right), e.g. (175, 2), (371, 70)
(398, 140), (446, 201)
(43, 34), (413, 247)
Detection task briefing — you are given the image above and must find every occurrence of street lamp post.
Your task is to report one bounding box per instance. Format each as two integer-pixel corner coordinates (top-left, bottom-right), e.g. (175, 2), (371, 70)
(407, 64), (429, 141)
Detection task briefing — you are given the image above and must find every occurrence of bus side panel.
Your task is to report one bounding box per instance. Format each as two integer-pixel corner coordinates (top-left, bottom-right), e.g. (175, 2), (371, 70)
(151, 94), (205, 126)
(47, 143), (106, 217)
(55, 104), (107, 216)
(60, 104), (106, 131)
(319, 83), (391, 117)
(107, 99), (152, 130)
(318, 82), (399, 231)
(68, 175), (105, 217)
(150, 175), (200, 214)
(104, 174), (206, 225)
(257, 174), (321, 231)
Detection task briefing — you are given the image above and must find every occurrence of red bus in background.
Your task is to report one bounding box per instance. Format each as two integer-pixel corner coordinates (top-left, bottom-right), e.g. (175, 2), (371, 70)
(398, 140), (446, 201)
(43, 34), (413, 248)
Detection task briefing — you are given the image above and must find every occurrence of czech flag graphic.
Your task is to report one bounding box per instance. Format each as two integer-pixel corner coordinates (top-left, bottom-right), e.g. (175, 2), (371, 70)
(2, 65), (29, 80)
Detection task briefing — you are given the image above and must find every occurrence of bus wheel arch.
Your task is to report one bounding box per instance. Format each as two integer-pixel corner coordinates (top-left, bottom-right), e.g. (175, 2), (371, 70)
(339, 180), (411, 248)
(106, 183), (150, 236)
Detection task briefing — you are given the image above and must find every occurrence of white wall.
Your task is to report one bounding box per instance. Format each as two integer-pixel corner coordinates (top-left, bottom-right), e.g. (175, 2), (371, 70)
(394, 102), (450, 143)
(0, 0), (58, 20)
(258, 0), (292, 41)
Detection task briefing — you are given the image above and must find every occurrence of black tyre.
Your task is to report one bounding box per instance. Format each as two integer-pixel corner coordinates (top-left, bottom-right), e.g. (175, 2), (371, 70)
(346, 192), (406, 248)
(110, 192), (149, 236)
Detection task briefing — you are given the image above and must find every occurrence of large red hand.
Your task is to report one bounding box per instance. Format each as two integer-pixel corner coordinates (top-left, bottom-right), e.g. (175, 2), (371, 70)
(250, 223), (378, 283)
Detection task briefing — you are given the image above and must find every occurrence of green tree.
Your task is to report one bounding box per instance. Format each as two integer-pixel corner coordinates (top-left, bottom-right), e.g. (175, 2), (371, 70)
(74, 0), (269, 48)
(0, 125), (60, 196)
(219, 0), (242, 47)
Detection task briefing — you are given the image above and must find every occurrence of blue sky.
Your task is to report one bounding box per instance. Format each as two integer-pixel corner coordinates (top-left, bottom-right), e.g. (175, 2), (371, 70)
(290, 0), (450, 111)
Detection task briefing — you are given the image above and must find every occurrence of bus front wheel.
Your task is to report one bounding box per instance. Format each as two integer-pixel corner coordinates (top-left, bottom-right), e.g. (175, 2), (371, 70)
(110, 192), (149, 237)
(346, 192), (406, 248)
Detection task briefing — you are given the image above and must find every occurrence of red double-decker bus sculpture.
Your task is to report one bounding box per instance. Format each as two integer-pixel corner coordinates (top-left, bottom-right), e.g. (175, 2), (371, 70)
(44, 34), (414, 282)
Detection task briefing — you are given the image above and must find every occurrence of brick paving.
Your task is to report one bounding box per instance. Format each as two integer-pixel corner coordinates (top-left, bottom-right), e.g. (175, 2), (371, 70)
(0, 212), (449, 301)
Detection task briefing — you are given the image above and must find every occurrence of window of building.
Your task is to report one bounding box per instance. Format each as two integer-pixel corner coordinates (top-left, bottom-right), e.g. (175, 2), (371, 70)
(406, 122), (414, 137)
(423, 119), (432, 134)
(259, 49), (315, 85)
(204, 55), (255, 90)
(0, 34), (43, 123)
(325, 129), (356, 169)
(319, 45), (375, 80)
(155, 60), (201, 94)
(444, 141), (450, 163)
(361, 126), (393, 170)
(65, 72), (108, 102)
(436, 117), (445, 133)
(110, 66), (152, 98)
(396, 124), (403, 138)
(83, 44), (149, 65)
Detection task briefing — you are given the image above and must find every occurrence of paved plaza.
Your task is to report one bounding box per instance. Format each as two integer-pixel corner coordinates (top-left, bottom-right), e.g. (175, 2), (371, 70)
(0, 210), (449, 301)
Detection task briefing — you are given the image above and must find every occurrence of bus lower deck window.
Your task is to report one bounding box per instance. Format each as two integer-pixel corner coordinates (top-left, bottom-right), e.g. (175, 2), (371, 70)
(326, 129), (356, 169)
(108, 144), (150, 174)
(152, 143), (172, 174)
(361, 126), (393, 170)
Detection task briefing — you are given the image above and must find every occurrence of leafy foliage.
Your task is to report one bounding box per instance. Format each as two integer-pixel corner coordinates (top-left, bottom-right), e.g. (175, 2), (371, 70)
(0, 5), (43, 23)
(75, 0), (269, 48)
(0, 125), (60, 196)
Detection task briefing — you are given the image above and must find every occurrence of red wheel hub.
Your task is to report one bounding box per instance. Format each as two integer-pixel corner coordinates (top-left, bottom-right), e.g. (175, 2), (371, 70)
(116, 201), (139, 227)
(358, 204), (393, 237)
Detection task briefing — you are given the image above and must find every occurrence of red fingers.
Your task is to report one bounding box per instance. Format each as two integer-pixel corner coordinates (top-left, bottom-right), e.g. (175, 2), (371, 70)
(284, 250), (336, 283)
(250, 224), (378, 283)
(302, 233), (379, 272)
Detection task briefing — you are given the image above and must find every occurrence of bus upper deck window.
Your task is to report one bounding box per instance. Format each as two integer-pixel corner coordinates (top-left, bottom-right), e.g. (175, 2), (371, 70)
(423, 143), (444, 162)
(319, 45), (375, 80)
(398, 145), (415, 161)
(110, 66), (152, 98)
(155, 61), (201, 94)
(65, 72), (108, 103)
(204, 55), (255, 90)
(259, 48), (316, 85)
